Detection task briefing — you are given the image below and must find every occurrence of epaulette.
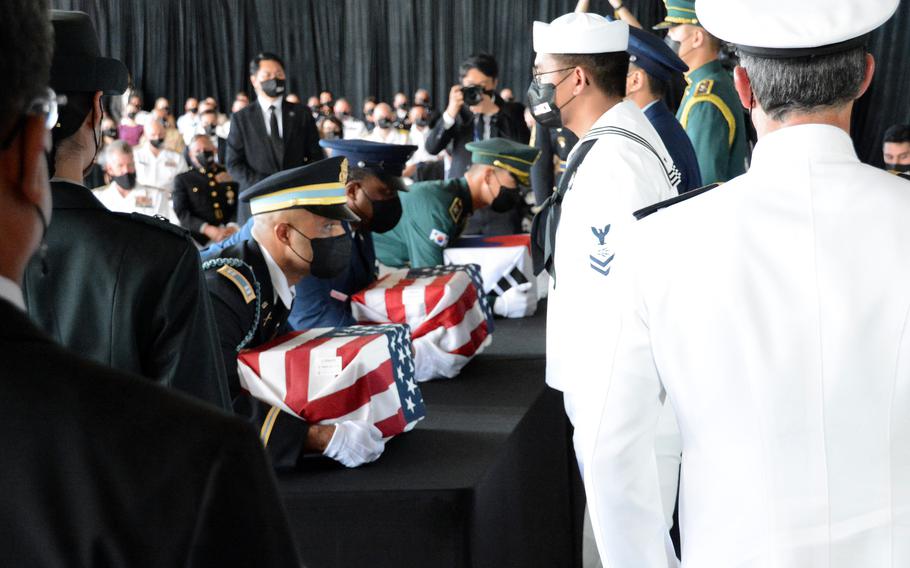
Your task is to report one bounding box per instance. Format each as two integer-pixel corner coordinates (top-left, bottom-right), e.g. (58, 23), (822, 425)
(201, 257), (262, 350)
(122, 212), (191, 238)
(693, 79), (714, 97)
(633, 183), (721, 220)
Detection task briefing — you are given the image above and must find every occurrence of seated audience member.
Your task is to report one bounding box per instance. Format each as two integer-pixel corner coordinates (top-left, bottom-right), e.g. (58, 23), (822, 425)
(125, 90), (150, 126)
(25, 10), (230, 410)
(883, 124), (910, 180)
(94, 141), (176, 221)
(173, 134), (240, 245)
(413, 87), (441, 126)
(219, 94), (250, 139)
(118, 102), (144, 146)
(393, 91), (410, 126)
(320, 115), (344, 142)
(177, 96), (199, 143)
(101, 116), (118, 144)
(335, 97), (366, 139)
(404, 104), (442, 176)
(362, 95), (377, 130)
(134, 118), (189, 191)
(362, 102), (409, 144)
(1, 8), (302, 563)
(204, 158), (386, 469)
(319, 89), (334, 105)
(202, 96), (228, 125)
(306, 95), (320, 118)
(196, 108), (227, 161)
(151, 97), (184, 153)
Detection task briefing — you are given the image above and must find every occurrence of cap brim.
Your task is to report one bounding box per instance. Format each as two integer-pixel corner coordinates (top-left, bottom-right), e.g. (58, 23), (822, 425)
(302, 203), (361, 223)
(51, 54), (129, 95)
(652, 21), (675, 30)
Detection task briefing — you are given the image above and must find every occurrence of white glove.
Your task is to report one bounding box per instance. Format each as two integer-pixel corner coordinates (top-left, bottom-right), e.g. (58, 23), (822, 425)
(493, 282), (537, 318)
(323, 420), (385, 468)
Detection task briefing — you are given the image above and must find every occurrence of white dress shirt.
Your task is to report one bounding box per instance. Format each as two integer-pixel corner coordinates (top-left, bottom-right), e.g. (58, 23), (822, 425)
(94, 182), (176, 223)
(361, 127), (409, 145)
(258, 95), (284, 138)
(256, 239), (295, 310)
(584, 124), (910, 567)
(0, 274), (24, 311)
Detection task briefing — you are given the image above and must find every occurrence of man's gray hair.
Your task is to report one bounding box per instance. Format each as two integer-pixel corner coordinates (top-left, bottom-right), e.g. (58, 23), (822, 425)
(739, 47), (867, 122)
(104, 139), (133, 163)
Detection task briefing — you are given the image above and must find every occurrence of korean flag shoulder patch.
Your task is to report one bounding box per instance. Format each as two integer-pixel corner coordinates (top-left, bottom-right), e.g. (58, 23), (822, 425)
(429, 228), (449, 248)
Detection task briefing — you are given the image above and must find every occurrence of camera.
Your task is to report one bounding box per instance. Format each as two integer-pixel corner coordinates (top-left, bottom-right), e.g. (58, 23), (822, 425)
(460, 85), (487, 106)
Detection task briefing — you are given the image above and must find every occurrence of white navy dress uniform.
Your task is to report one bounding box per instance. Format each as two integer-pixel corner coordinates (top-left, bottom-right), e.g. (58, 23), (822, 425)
(583, 0), (909, 566)
(535, 12), (681, 497)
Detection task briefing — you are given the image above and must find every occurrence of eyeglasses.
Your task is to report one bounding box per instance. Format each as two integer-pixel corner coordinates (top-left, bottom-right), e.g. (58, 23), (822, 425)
(531, 66), (575, 86)
(0, 88), (66, 150)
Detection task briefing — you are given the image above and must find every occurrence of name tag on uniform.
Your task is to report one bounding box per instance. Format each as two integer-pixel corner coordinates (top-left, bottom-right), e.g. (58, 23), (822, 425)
(135, 195), (153, 208)
(165, 160), (177, 167)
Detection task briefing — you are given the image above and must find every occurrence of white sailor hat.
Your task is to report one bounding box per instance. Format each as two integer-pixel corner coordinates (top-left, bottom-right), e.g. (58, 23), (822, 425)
(532, 12), (629, 55)
(697, 0), (900, 58)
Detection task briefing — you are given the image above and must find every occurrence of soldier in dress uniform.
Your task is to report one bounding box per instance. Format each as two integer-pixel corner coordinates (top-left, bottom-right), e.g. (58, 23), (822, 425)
(657, 0), (748, 184)
(373, 137), (540, 269)
(172, 134), (240, 245)
(204, 157), (387, 469)
(203, 139), (418, 329)
(583, 0), (910, 565)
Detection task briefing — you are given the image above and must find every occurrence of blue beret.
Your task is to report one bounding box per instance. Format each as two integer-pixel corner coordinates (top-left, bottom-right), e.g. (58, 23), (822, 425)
(318, 139), (417, 178)
(627, 26), (688, 83)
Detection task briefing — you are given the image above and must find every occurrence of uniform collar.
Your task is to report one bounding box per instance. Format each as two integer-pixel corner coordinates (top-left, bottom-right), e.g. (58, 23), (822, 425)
(254, 238), (295, 309)
(749, 124), (858, 175)
(685, 58), (724, 86)
(571, 99), (643, 157)
(453, 177), (474, 216)
(0, 275), (24, 311)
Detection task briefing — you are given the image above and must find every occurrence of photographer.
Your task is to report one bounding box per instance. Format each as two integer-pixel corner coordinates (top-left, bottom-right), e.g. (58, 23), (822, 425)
(425, 53), (530, 235)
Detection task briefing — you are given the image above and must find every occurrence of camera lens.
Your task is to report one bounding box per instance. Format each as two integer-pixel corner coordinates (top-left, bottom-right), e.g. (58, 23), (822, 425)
(461, 85), (484, 106)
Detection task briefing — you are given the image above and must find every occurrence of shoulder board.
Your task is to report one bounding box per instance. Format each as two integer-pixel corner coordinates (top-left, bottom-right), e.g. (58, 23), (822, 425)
(633, 183), (721, 220)
(202, 259), (258, 304)
(115, 212), (190, 238)
(694, 79), (714, 96)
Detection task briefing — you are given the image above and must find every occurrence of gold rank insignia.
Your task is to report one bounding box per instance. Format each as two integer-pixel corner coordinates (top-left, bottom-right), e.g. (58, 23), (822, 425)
(339, 158), (349, 183)
(557, 136), (566, 149)
(694, 79), (715, 96)
(449, 197), (463, 224)
(216, 265), (256, 304)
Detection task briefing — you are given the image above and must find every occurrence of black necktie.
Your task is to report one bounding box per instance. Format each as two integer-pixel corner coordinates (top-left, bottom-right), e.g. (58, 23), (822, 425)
(269, 105), (282, 160)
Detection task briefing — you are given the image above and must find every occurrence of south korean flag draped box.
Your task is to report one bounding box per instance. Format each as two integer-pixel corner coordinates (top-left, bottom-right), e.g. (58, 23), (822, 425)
(443, 234), (543, 310)
(237, 324), (426, 438)
(351, 264), (495, 382)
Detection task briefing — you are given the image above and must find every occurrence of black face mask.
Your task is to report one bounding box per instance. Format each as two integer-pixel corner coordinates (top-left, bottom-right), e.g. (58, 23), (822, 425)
(490, 182), (522, 213)
(289, 225), (352, 279)
(103, 128), (118, 139)
(261, 78), (286, 98)
(366, 194), (403, 233)
(396, 103), (409, 111)
(113, 172), (137, 190)
(527, 72), (576, 129)
(195, 150), (216, 169)
(323, 130), (342, 140)
(204, 124), (216, 135)
(415, 118), (429, 127)
(377, 118), (394, 130)
(187, 106), (198, 114)
(149, 138), (165, 149)
(886, 163), (910, 174)
(127, 111), (137, 120)
(664, 35), (682, 55)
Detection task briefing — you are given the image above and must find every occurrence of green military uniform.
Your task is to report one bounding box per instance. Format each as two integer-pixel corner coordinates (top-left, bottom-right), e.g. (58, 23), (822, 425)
(677, 60), (748, 183)
(373, 137), (540, 269)
(657, 0), (748, 184)
(373, 177), (474, 268)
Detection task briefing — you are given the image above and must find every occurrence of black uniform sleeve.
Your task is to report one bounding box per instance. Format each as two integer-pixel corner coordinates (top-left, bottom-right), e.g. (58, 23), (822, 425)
(187, 423), (302, 568)
(530, 124), (555, 206)
(206, 269), (313, 470)
(141, 238), (232, 411)
(172, 174), (209, 233)
(424, 111), (461, 156)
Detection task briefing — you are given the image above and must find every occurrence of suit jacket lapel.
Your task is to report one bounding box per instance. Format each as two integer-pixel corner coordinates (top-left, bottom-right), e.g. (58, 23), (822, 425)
(249, 104), (280, 172)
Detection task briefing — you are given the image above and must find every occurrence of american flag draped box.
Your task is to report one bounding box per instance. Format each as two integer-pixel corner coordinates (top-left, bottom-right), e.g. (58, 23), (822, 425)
(237, 324), (425, 438)
(351, 264), (495, 382)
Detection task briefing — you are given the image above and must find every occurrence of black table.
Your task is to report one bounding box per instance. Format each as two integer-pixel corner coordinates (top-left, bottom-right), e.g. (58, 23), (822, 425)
(278, 301), (584, 567)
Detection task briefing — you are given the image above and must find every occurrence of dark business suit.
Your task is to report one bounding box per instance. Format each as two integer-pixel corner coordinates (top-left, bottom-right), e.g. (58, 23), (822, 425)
(226, 99), (325, 224)
(644, 99), (703, 194)
(424, 97), (530, 236)
(0, 298), (301, 567)
(204, 238), (312, 469)
(23, 181), (231, 411)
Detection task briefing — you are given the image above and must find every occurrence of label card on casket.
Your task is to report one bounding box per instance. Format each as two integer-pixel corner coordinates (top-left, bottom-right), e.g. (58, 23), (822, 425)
(311, 353), (343, 382)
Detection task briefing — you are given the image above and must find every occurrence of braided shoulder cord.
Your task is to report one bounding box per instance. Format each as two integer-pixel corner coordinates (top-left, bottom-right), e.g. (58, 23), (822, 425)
(202, 257), (262, 351)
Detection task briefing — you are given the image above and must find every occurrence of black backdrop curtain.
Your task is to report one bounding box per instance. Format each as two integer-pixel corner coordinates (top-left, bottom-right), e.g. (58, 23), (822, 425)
(52, 0), (908, 165)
